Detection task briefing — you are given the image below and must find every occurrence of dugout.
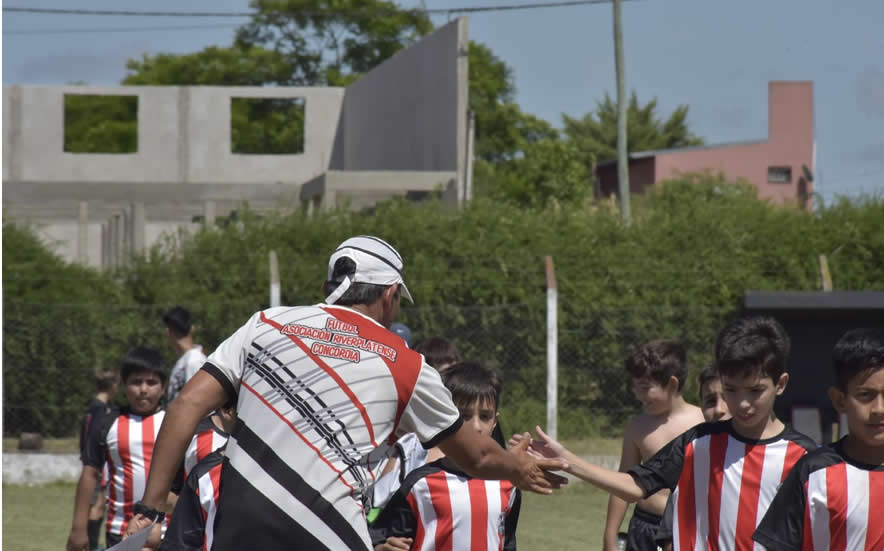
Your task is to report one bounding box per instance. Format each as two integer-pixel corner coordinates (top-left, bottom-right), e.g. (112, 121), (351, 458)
(742, 291), (884, 444)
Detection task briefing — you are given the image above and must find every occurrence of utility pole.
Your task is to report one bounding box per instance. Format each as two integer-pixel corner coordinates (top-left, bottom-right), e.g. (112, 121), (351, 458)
(613, 0), (631, 223)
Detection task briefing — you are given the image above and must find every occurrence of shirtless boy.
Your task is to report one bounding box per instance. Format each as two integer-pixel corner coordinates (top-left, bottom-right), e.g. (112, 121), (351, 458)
(604, 340), (704, 551)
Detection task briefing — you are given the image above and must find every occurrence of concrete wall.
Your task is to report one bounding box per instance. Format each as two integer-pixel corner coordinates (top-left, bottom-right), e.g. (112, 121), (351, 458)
(2, 85), (344, 185)
(654, 82), (814, 205)
(330, 18), (468, 176)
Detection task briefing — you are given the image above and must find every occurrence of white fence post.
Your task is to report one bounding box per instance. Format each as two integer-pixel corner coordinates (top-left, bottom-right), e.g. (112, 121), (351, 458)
(545, 255), (558, 440)
(269, 251), (281, 308)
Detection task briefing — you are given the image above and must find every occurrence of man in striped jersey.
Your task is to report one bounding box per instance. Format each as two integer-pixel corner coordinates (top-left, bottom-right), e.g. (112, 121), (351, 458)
(129, 236), (567, 551)
(754, 328), (884, 551)
(370, 362), (521, 551)
(67, 347), (169, 551)
(516, 316), (817, 551)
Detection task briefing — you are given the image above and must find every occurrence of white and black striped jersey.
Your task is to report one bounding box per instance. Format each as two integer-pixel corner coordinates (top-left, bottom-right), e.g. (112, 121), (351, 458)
(202, 305), (463, 551)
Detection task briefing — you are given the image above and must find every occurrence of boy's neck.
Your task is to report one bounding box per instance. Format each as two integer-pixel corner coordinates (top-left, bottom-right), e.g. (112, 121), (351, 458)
(732, 412), (784, 440)
(426, 447), (445, 462)
(842, 434), (884, 466)
(173, 338), (196, 355)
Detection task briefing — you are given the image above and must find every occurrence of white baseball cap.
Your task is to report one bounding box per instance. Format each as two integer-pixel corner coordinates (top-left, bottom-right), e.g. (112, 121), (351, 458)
(326, 236), (413, 305)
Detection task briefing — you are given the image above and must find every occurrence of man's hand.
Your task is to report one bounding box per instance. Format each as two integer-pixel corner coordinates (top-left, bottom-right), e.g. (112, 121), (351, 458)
(374, 536), (414, 550)
(123, 513), (163, 549)
(65, 526), (89, 551)
(508, 433), (569, 494)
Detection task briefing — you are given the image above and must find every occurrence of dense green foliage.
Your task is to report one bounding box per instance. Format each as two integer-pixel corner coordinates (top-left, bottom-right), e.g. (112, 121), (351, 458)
(5, 178), (883, 437)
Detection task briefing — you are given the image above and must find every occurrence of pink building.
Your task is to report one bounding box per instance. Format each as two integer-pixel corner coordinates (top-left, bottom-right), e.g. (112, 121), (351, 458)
(596, 81), (814, 207)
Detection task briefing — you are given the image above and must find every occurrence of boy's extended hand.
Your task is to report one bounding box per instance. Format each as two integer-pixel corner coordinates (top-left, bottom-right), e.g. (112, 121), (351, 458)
(509, 433), (569, 494)
(508, 426), (568, 463)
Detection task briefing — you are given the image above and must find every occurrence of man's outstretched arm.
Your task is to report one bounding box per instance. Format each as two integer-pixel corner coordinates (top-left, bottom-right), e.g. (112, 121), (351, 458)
(126, 369), (228, 545)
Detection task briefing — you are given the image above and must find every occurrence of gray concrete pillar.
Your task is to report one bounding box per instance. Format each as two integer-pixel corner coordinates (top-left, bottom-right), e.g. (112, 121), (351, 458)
(320, 191), (336, 212)
(101, 222), (109, 269)
(78, 201), (89, 265)
(113, 213), (123, 267)
(132, 202), (146, 254)
(203, 200), (216, 226)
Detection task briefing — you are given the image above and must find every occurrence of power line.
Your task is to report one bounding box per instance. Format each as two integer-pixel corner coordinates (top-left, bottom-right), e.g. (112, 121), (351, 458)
(3, 1), (635, 19)
(4, 23), (241, 36)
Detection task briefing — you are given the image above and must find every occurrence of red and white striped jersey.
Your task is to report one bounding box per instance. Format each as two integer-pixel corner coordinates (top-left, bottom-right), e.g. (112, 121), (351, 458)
(83, 408), (168, 537)
(163, 449), (224, 551)
(629, 420), (816, 551)
(183, 416), (229, 478)
(370, 459), (521, 551)
(753, 439), (884, 551)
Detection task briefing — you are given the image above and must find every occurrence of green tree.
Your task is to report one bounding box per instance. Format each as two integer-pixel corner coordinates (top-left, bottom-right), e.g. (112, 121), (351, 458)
(235, 0), (433, 86)
(563, 91), (704, 172)
(63, 94), (138, 153)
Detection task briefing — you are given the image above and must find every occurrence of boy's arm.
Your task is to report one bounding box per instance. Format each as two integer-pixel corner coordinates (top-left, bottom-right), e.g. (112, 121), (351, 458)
(528, 426), (647, 502)
(66, 465), (101, 551)
(603, 426), (642, 551)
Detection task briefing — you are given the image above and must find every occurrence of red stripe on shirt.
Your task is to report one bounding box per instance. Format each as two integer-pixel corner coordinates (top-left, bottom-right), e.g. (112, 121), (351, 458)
(468, 478), (489, 551)
(240, 381), (357, 496)
(782, 441), (807, 482)
(801, 480), (814, 551)
(866, 470), (884, 551)
(118, 415), (134, 533)
(677, 441), (697, 551)
(321, 307), (423, 443)
(426, 472), (454, 551)
(406, 492), (426, 551)
(734, 442), (765, 551)
(826, 462), (848, 551)
(706, 432), (729, 551)
(260, 311), (378, 448)
(142, 414), (155, 490)
(106, 449), (117, 535)
(196, 431), (214, 463)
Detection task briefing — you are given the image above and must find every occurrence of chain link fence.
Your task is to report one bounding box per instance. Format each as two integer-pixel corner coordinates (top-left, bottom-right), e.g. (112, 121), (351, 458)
(3, 296), (735, 441)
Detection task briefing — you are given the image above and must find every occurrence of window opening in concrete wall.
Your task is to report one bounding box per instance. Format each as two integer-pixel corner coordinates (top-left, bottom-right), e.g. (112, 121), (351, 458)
(231, 97), (305, 154)
(767, 166), (792, 183)
(63, 94), (138, 153)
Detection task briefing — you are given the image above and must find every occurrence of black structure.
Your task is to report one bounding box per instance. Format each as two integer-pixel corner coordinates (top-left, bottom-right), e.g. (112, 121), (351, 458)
(742, 291), (884, 444)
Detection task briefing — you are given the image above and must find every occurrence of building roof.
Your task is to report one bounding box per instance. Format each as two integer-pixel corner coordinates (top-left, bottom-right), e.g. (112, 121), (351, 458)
(595, 139), (768, 168)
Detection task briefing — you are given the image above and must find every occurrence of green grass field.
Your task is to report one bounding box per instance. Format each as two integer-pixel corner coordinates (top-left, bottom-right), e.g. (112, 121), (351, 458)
(2, 480), (614, 551)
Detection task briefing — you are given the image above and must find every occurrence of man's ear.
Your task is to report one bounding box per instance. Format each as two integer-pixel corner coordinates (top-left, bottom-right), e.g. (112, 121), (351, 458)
(828, 386), (846, 414)
(381, 284), (399, 303)
(775, 373), (789, 396)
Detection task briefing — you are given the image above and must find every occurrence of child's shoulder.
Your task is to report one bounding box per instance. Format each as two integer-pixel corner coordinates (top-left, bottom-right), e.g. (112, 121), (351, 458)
(777, 425), (820, 452)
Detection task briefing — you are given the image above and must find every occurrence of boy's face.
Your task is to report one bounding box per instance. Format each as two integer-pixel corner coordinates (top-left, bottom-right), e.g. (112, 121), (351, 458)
(124, 370), (166, 415)
(631, 377), (675, 415)
(829, 367), (884, 451)
(458, 398), (498, 438)
(700, 379), (731, 422)
(721, 371), (787, 433)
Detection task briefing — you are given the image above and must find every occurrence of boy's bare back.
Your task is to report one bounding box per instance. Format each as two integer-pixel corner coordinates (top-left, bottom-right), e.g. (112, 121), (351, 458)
(621, 401), (704, 514)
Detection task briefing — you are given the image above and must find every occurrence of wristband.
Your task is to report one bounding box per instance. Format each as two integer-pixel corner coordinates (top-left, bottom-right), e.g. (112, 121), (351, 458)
(133, 501), (166, 523)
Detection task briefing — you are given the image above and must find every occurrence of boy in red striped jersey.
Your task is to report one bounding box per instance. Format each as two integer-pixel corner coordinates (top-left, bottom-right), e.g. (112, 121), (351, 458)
(161, 407), (236, 551)
(518, 316), (817, 551)
(67, 347), (169, 551)
(370, 362), (521, 551)
(754, 328), (884, 551)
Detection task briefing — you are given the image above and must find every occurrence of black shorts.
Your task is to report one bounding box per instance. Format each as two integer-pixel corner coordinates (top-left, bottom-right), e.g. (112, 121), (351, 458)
(106, 532), (122, 548)
(627, 506), (663, 551)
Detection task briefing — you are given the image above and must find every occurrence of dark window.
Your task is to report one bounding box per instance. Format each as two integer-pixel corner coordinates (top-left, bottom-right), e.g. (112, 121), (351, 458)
(768, 166), (792, 184)
(231, 97), (305, 154)
(64, 94), (138, 153)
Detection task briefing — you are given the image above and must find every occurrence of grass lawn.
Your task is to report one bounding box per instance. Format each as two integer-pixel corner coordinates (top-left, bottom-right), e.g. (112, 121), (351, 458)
(3, 479), (614, 550)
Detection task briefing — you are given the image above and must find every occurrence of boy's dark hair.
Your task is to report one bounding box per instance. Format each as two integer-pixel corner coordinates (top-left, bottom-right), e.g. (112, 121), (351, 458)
(832, 328), (884, 390)
(414, 337), (462, 371)
(325, 257), (392, 306)
(697, 364), (720, 391)
(625, 340), (688, 390)
(95, 365), (120, 392)
(120, 346), (167, 383)
(441, 361), (502, 412)
(163, 306), (193, 337)
(715, 316), (790, 381)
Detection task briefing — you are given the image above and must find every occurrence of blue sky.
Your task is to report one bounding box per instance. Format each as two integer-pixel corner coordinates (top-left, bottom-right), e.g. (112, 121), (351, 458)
(4, 0), (883, 202)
